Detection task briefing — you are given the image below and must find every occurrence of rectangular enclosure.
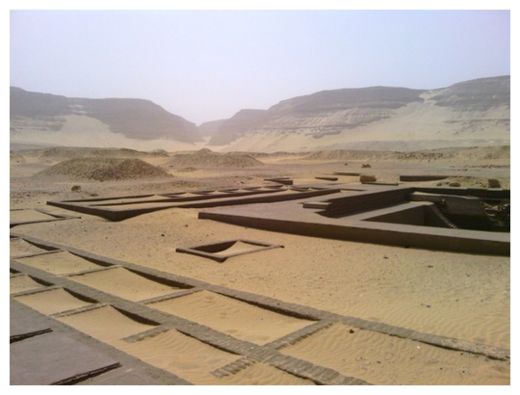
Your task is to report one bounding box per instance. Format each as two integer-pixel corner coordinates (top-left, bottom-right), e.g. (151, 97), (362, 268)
(15, 251), (106, 275)
(14, 288), (95, 315)
(281, 323), (509, 385)
(119, 329), (240, 384)
(10, 238), (56, 258)
(10, 274), (48, 294)
(176, 239), (283, 262)
(69, 267), (188, 301)
(10, 209), (57, 223)
(146, 290), (314, 345)
(58, 305), (158, 344)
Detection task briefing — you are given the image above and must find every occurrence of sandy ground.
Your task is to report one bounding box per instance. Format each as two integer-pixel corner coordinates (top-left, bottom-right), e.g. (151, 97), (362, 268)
(10, 209), (56, 223)
(10, 239), (48, 257)
(16, 251), (102, 275)
(10, 274), (46, 294)
(14, 288), (92, 315)
(9, 146), (510, 385)
(148, 290), (313, 345)
(57, 305), (155, 343)
(217, 362), (314, 385)
(118, 329), (240, 384)
(19, 208), (508, 350)
(70, 267), (181, 302)
(282, 323), (509, 385)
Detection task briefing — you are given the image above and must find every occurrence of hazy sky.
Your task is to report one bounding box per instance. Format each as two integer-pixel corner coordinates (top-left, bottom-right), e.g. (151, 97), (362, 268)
(10, 10), (509, 124)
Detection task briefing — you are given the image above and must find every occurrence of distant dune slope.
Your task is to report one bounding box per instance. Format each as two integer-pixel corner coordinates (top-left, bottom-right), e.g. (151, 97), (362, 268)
(10, 87), (200, 143)
(207, 76), (509, 152)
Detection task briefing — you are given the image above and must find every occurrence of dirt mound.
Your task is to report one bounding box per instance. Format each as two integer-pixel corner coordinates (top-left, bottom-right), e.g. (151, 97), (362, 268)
(166, 148), (263, 168)
(305, 150), (394, 161)
(35, 146), (168, 160)
(36, 158), (170, 181)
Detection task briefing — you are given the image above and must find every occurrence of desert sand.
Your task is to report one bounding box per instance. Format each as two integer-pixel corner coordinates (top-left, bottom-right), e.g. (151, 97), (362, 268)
(217, 362), (314, 385)
(10, 238), (48, 257)
(57, 305), (156, 344)
(10, 209), (56, 223)
(282, 323), (509, 385)
(10, 144), (510, 385)
(148, 290), (313, 345)
(118, 329), (240, 384)
(70, 267), (181, 302)
(14, 288), (92, 315)
(16, 251), (102, 275)
(10, 274), (47, 294)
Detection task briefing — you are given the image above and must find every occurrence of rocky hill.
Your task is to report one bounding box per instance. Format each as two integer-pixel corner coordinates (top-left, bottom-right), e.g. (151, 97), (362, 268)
(11, 76), (510, 153)
(205, 109), (270, 145)
(10, 87), (200, 143)
(207, 76), (510, 152)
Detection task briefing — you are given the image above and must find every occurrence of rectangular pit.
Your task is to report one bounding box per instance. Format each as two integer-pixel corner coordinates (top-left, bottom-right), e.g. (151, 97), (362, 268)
(364, 203), (455, 228)
(10, 238), (55, 258)
(146, 290), (314, 345)
(69, 267), (187, 302)
(281, 323), (509, 385)
(14, 288), (95, 315)
(119, 328), (240, 384)
(200, 186), (509, 255)
(58, 305), (158, 344)
(15, 251), (106, 275)
(10, 209), (57, 223)
(10, 274), (49, 294)
(176, 239), (283, 262)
